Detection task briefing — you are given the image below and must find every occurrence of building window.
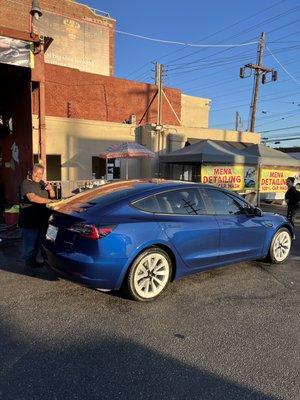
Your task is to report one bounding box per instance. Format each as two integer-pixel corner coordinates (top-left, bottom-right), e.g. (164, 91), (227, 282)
(33, 154), (61, 181)
(92, 157), (120, 179)
(92, 156), (106, 179)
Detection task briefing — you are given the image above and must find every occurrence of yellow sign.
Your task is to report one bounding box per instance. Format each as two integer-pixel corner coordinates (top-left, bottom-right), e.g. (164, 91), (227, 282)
(201, 165), (257, 191)
(260, 168), (299, 193)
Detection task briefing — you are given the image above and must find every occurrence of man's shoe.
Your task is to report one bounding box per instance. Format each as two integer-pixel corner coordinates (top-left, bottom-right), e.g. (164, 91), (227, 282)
(25, 260), (37, 276)
(33, 261), (45, 268)
(26, 267), (37, 277)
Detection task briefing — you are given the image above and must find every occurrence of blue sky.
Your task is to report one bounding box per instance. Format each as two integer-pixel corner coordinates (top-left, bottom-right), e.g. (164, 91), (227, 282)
(84, 0), (300, 147)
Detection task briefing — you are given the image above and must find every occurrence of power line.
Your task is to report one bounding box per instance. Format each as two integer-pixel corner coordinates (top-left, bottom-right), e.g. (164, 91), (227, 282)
(123, 0), (295, 81)
(128, 14), (300, 84)
(266, 46), (300, 85)
(165, 43), (299, 76)
(166, 40), (300, 87)
(266, 17), (300, 35)
(122, 0), (288, 79)
(263, 136), (300, 142)
(164, 4), (300, 66)
(115, 30), (259, 48)
(255, 112), (300, 128)
(166, 41), (300, 89)
(259, 125), (300, 133)
(124, 62), (152, 79)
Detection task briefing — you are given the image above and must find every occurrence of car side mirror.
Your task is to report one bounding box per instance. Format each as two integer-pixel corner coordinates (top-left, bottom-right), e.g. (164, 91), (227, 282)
(252, 207), (262, 217)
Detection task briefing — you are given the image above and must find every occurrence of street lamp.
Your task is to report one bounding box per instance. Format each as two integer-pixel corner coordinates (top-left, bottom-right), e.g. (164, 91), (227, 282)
(30, 0), (43, 20)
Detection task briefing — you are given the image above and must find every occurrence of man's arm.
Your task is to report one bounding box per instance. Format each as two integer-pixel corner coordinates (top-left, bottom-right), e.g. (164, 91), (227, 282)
(26, 193), (53, 204)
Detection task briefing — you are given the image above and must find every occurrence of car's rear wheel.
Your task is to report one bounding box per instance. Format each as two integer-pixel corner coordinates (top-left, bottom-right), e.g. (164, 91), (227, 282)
(125, 248), (172, 301)
(268, 228), (292, 264)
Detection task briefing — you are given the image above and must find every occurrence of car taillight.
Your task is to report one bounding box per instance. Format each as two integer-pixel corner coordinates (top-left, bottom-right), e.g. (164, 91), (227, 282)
(70, 224), (116, 240)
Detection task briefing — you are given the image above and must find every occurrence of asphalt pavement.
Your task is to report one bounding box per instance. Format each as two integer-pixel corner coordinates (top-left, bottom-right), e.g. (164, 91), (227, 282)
(0, 205), (299, 400)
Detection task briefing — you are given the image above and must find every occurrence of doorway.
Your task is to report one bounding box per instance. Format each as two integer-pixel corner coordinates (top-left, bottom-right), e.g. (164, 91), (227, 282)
(0, 63), (33, 204)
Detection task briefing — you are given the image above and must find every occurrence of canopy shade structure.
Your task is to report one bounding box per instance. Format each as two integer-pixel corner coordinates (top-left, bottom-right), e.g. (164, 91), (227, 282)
(99, 142), (155, 179)
(99, 142), (155, 159)
(240, 144), (300, 167)
(185, 139), (253, 150)
(159, 139), (258, 165)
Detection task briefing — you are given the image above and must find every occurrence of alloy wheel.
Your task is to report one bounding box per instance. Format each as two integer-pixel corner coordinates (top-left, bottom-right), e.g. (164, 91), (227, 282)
(132, 251), (171, 300)
(273, 230), (291, 262)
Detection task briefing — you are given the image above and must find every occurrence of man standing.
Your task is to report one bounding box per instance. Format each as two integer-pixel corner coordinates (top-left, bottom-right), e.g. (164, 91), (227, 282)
(285, 177), (299, 227)
(19, 164), (56, 275)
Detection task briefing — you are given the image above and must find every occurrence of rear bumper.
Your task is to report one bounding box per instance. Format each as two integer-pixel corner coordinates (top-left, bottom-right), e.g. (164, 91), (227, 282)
(43, 246), (128, 290)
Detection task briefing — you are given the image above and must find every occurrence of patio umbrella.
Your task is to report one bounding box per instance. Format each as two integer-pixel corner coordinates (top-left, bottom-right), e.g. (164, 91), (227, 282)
(99, 142), (155, 179)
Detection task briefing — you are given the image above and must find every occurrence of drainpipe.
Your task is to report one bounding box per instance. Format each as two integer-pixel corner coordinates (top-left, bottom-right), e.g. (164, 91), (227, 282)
(37, 39), (46, 174)
(38, 80), (46, 171)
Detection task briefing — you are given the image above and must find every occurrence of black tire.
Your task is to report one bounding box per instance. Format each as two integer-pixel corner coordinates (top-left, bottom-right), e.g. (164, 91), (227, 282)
(268, 228), (292, 264)
(124, 247), (172, 302)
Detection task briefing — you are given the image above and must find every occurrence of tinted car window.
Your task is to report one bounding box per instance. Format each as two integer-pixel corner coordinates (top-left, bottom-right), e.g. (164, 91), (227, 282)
(204, 189), (244, 215)
(55, 181), (158, 214)
(156, 189), (206, 215)
(132, 196), (160, 213)
(231, 195), (254, 214)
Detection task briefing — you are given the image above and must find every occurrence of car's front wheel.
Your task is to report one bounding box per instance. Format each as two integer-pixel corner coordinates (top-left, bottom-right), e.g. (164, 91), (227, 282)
(268, 228), (292, 264)
(125, 247), (172, 301)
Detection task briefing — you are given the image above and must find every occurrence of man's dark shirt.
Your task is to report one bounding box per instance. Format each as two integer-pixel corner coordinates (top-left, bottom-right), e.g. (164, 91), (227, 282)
(19, 179), (50, 229)
(285, 186), (300, 210)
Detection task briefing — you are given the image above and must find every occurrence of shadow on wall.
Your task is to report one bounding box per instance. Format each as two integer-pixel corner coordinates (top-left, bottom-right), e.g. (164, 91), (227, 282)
(61, 136), (142, 180)
(0, 328), (279, 400)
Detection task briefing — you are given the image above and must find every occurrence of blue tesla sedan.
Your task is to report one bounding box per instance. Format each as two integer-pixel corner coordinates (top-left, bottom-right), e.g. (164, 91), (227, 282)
(43, 180), (295, 301)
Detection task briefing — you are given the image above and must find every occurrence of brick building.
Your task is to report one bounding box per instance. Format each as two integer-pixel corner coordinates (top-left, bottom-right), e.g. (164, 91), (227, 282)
(0, 0), (260, 203)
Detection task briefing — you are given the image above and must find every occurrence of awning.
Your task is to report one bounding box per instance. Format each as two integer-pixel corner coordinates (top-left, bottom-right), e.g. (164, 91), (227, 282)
(160, 139), (258, 164)
(185, 138), (253, 150)
(241, 144), (300, 167)
(160, 139), (300, 167)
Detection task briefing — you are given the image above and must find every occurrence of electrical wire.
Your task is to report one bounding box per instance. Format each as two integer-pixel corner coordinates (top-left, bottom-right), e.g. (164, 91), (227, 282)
(165, 42), (300, 83)
(263, 136), (300, 142)
(259, 125), (300, 133)
(255, 112), (300, 128)
(266, 46), (300, 85)
(164, 4), (300, 66)
(116, 30), (259, 48)
(122, 0), (289, 80)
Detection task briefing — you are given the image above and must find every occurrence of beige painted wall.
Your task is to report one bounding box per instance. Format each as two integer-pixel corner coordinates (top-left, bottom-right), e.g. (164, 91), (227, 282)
(166, 125), (260, 152)
(32, 116), (260, 181)
(181, 94), (210, 128)
(32, 116), (140, 180)
(139, 124), (260, 177)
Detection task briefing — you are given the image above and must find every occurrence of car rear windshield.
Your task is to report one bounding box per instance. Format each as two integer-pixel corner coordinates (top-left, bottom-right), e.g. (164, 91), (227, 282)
(55, 181), (156, 214)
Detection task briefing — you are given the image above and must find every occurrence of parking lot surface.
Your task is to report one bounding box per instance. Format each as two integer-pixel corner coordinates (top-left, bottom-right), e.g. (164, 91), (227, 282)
(0, 205), (299, 400)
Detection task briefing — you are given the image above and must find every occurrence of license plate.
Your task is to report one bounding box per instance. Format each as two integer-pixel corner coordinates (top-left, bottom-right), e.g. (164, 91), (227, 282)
(46, 224), (58, 242)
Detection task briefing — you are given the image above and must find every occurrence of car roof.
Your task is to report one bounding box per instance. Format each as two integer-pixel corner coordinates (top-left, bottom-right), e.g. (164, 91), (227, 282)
(50, 179), (247, 214)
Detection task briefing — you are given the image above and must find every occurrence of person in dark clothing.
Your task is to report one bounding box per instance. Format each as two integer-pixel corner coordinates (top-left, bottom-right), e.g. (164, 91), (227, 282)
(19, 164), (56, 275)
(285, 177), (299, 226)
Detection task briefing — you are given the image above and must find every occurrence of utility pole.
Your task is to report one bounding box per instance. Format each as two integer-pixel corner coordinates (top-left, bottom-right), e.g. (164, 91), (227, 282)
(250, 32), (265, 133)
(155, 62), (164, 128)
(240, 33), (277, 132)
(155, 63), (165, 178)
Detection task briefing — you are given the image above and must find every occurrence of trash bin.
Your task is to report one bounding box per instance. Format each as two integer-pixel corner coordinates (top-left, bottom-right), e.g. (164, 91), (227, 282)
(3, 212), (18, 225)
(3, 205), (19, 225)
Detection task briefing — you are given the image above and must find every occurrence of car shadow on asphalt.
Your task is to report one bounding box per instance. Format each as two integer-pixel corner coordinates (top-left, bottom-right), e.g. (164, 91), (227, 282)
(0, 329), (281, 400)
(0, 240), (58, 282)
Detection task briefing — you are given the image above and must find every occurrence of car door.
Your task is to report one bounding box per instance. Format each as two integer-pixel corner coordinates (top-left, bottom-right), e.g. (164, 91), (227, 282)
(202, 188), (266, 262)
(156, 188), (220, 270)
